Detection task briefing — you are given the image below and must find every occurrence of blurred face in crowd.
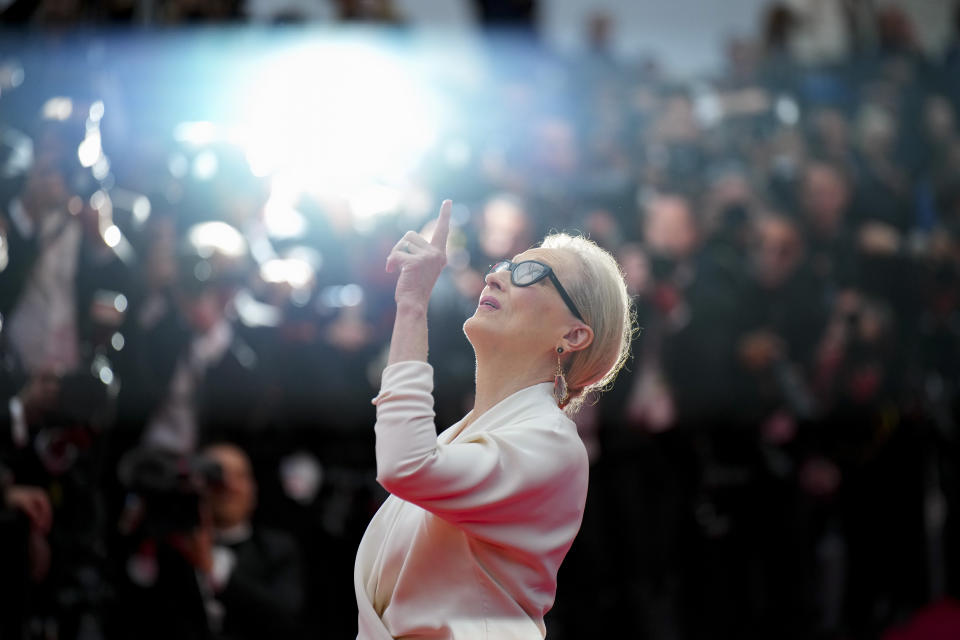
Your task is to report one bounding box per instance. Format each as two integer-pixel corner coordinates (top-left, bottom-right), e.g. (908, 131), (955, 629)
(752, 216), (804, 289)
(464, 247), (586, 361)
(23, 135), (70, 215)
(205, 444), (256, 530)
(655, 94), (699, 143)
(643, 195), (698, 260)
(702, 173), (751, 239)
(811, 108), (850, 157)
(179, 288), (230, 333)
(801, 163), (849, 237)
(856, 104), (897, 157)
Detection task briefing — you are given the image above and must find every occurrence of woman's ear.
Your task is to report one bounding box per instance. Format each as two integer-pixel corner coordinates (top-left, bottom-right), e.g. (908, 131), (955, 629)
(562, 324), (594, 353)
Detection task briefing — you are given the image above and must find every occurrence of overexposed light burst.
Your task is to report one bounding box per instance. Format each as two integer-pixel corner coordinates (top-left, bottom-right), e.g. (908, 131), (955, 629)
(239, 39), (441, 198)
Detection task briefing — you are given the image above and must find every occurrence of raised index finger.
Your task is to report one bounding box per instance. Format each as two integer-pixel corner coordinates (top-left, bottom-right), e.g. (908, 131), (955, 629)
(430, 199), (452, 251)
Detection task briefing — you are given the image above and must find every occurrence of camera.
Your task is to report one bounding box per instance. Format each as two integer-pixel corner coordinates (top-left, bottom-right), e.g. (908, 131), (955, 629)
(117, 447), (223, 537)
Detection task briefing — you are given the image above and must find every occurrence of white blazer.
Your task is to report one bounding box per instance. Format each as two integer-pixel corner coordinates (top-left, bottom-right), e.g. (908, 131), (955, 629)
(355, 361), (589, 639)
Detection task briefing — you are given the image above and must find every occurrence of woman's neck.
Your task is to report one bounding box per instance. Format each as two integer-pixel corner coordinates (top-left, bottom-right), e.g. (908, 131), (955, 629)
(470, 347), (554, 423)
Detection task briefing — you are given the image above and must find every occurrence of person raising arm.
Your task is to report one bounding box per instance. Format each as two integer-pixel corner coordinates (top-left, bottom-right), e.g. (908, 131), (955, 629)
(355, 199), (633, 640)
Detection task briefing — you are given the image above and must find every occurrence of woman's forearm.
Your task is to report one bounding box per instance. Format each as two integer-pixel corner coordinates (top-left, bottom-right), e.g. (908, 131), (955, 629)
(382, 200), (450, 365)
(387, 300), (429, 365)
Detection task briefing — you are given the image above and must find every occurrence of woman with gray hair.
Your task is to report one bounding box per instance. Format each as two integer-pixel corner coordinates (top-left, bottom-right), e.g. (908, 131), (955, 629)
(355, 200), (633, 639)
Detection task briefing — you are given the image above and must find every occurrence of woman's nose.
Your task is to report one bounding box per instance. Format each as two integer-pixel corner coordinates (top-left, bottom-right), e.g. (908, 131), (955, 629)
(484, 269), (506, 290)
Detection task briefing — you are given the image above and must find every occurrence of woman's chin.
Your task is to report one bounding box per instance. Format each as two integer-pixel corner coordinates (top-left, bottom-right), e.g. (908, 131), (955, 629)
(463, 312), (501, 344)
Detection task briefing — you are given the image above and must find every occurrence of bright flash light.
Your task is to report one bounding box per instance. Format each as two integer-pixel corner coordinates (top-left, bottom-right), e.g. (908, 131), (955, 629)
(78, 131), (102, 167)
(89, 100), (105, 122)
(239, 39), (441, 194)
(260, 258), (314, 289)
(187, 221), (247, 258)
(99, 365), (114, 385)
(263, 198), (307, 239)
(348, 183), (404, 221)
(42, 97), (73, 121)
(174, 121), (219, 146)
(103, 224), (122, 247)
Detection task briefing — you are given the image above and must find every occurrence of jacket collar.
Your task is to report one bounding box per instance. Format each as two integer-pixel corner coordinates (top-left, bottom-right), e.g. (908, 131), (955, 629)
(441, 381), (559, 444)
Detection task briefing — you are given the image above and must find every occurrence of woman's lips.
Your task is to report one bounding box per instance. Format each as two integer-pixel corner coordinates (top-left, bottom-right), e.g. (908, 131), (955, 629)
(479, 296), (500, 310)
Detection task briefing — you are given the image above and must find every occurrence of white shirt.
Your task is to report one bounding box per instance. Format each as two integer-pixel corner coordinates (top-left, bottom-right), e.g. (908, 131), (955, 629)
(6, 200), (82, 375)
(355, 361), (589, 640)
(143, 319), (233, 454)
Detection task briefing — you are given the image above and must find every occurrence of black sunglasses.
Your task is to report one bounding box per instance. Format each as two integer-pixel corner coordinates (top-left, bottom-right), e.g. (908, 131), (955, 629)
(486, 260), (585, 322)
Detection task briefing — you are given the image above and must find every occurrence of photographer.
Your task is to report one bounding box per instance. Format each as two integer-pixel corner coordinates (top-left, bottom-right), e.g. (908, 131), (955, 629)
(110, 443), (303, 640)
(113, 219), (266, 454)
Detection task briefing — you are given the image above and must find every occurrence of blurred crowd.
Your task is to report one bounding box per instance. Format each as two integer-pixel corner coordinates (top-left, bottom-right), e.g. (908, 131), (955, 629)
(2, 2), (960, 639)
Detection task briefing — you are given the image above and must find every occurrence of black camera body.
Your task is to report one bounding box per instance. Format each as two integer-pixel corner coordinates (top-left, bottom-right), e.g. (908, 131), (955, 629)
(117, 447), (223, 537)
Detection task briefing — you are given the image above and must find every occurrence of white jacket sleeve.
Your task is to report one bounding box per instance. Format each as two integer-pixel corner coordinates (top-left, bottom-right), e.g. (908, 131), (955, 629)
(372, 361), (585, 534)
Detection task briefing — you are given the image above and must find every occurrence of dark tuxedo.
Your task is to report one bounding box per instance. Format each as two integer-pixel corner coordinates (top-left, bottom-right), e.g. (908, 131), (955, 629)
(108, 527), (303, 640)
(112, 291), (267, 441)
(216, 528), (304, 640)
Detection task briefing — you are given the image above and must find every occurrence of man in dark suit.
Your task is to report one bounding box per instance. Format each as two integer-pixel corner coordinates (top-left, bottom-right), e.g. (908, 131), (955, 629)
(112, 219), (266, 453)
(196, 442), (304, 640)
(111, 442), (303, 640)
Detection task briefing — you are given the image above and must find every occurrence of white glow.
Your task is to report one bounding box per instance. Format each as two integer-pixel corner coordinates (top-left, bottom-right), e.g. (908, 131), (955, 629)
(192, 150), (219, 181)
(320, 284), (364, 308)
(348, 183), (404, 221)
(78, 131), (102, 167)
(132, 196), (151, 223)
(776, 95), (800, 126)
(285, 246), (323, 271)
(42, 97), (73, 121)
(111, 332), (125, 351)
(113, 293), (128, 313)
(340, 283), (363, 307)
(238, 40), (441, 197)
(263, 198), (307, 239)
(234, 289), (282, 328)
(260, 258), (314, 288)
(174, 121), (219, 146)
(89, 100), (105, 122)
(92, 156), (110, 180)
(694, 90), (723, 127)
(103, 224), (122, 247)
(90, 190), (109, 211)
(187, 221), (247, 257)
(99, 366), (114, 385)
(443, 139), (472, 168)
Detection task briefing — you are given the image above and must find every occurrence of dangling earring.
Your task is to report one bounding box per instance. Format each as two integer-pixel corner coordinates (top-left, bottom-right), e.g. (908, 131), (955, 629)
(554, 346), (569, 407)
